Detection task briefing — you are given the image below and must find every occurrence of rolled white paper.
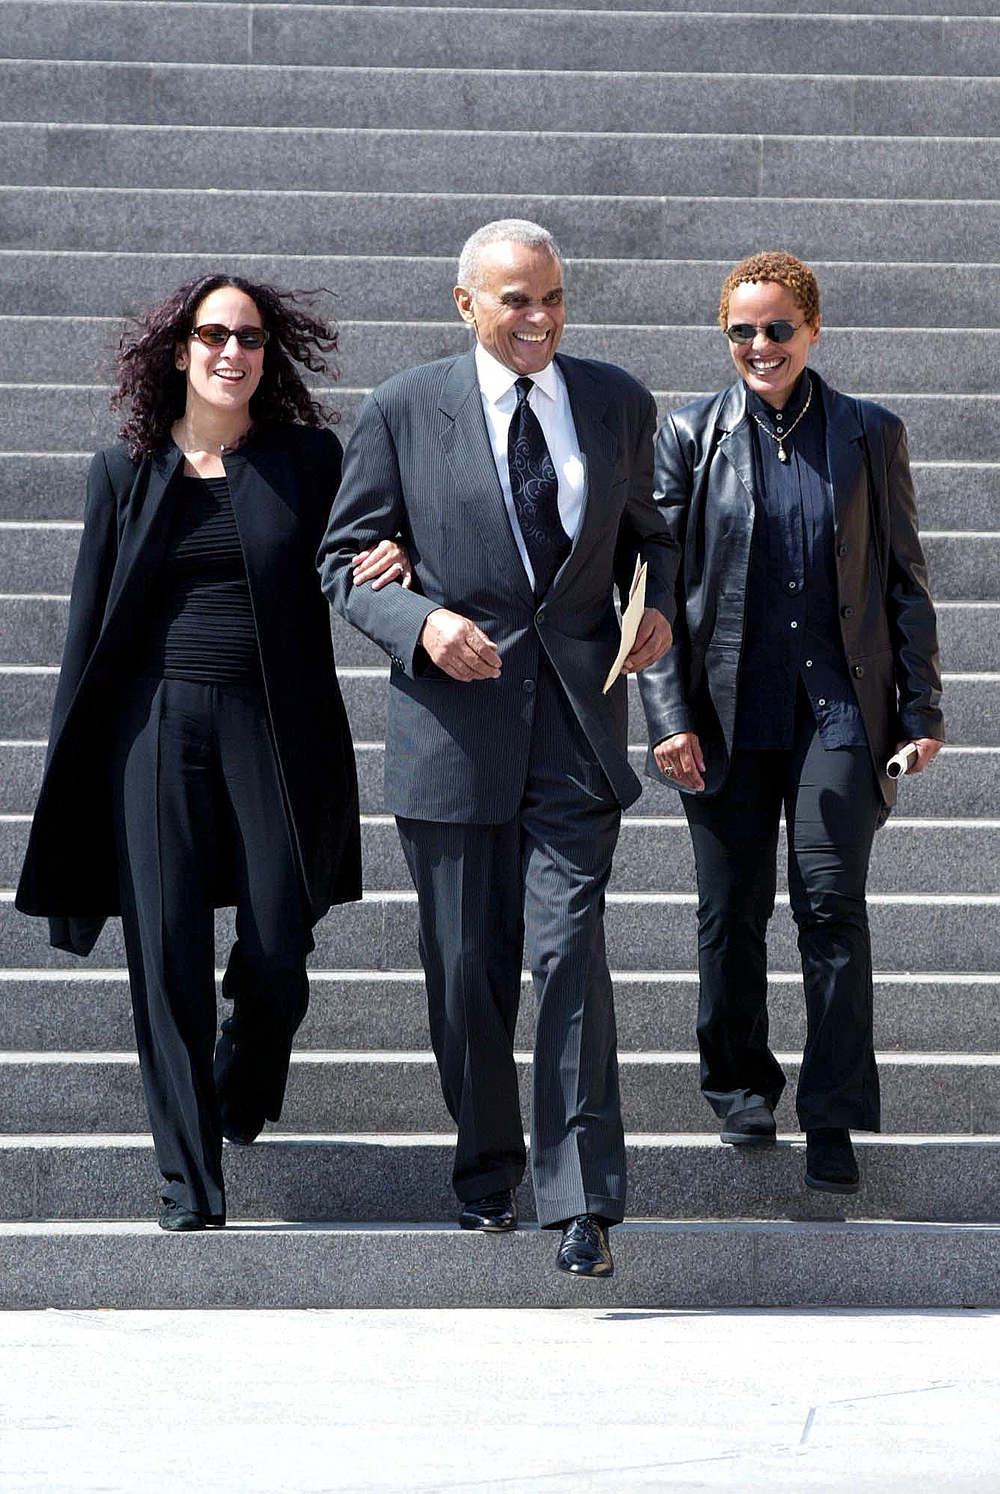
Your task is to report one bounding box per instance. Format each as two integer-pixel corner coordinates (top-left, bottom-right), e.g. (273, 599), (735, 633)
(886, 742), (919, 779)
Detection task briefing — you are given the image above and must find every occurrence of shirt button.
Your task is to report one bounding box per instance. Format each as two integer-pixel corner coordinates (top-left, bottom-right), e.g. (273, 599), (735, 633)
(788, 581), (797, 591)
(523, 679), (536, 694)
(805, 659), (813, 667)
(818, 698), (827, 706)
(790, 621), (798, 629)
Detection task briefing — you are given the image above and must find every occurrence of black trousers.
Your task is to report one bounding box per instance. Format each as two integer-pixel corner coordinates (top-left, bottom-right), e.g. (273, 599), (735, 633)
(113, 677), (313, 1221)
(682, 695), (882, 1132)
(396, 657), (626, 1228)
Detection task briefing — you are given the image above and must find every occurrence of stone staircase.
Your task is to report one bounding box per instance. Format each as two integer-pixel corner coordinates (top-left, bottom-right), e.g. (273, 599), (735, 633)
(2, 0), (999, 1307)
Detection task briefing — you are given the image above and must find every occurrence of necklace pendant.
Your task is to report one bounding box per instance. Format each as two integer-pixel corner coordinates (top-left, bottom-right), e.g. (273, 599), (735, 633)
(777, 442), (789, 463)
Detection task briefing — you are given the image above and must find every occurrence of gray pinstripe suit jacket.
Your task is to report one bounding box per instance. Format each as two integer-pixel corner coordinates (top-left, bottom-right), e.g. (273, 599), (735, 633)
(318, 348), (680, 822)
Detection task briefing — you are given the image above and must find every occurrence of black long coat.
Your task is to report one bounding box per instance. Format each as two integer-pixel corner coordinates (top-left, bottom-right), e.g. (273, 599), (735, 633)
(16, 424), (361, 952)
(637, 374), (944, 808)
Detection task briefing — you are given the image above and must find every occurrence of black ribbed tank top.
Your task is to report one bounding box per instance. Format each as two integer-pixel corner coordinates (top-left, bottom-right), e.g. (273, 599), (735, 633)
(143, 474), (261, 685)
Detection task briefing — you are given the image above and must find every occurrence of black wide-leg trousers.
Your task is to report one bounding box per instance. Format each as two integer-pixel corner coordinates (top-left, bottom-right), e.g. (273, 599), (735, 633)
(113, 676), (313, 1221)
(682, 694), (882, 1132)
(396, 657), (626, 1229)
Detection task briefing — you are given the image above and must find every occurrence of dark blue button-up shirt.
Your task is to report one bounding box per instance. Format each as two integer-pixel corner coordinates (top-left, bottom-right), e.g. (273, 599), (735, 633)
(733, 373), (867, 751)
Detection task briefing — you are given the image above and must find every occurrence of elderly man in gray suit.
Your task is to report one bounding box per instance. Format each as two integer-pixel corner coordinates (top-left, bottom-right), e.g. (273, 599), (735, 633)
(319, 219), (677, 1277)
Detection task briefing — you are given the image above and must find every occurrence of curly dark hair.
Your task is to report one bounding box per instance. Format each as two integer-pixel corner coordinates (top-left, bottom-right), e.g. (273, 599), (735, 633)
(112, 274), (339, 459)
(718, 251), (821, 331)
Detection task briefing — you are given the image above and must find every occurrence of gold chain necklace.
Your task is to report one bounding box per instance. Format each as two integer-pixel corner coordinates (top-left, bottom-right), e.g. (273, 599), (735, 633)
(749, 381), (812, 463)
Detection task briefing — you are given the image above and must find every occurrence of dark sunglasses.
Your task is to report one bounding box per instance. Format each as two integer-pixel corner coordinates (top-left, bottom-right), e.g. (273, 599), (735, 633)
(191, 323), (269, 350)
(725, 320), (804, 345)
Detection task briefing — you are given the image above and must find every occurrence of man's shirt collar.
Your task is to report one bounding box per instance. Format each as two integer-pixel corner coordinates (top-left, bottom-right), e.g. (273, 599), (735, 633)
(475, 341), (559, 404)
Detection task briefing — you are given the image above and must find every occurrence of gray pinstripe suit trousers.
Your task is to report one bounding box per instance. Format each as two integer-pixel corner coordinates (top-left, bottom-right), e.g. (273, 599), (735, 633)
(397, 652), (626, 1228)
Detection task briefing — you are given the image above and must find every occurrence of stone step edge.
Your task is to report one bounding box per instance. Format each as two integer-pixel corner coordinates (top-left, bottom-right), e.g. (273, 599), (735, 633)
(14, 384), (1000, 401)
(7, 186), (1000, 206)
(10, 123), (1000, 145)
(8, 252), (1000, 270)
(5, 61), (996, 84)
(5, 455), (998, 469)
(5, 1219), (1000, 1310)
(5, 888), (1000, 907)
(6, 811), (1000, 829)
(3, 1050), (998, 1066)
(2, 967), (998, 981)
(3, 1133), (999, 1147)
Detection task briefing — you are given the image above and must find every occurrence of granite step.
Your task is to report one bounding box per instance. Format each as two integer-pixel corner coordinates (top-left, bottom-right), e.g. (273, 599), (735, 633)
(5, 813), (1000, 897)
(4, 599), (993, 675)
(7, 388), (1000, 461)
(181, 0), (1000, 13)
(3, 453), (995, 530)
(5, 888), (1000, 974)
(6, 253), (1000, 332)
(2, 5), (994, 76)
(10, 318), (1000, 400)
(2, 1050), (997, 1136)
(6, 189), (1000, 265)
(2, 668), (994, 749)
(1, 60), (994, 139)
(3, 1132), (999, 1225)
(3, 969), (997, 1056)
(3, 740), (994, 822)
(6, 1218), (1000, 1311)
(4, 515), (997, 603)
(24, 0), (997, 14)
(3, 125), (998, 202)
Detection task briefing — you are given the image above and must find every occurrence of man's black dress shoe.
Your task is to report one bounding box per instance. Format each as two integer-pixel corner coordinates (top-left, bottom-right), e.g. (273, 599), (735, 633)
(720, 1104), (777, 1146)
(458, 1188), (518, 1232)
(555, 1215), (613, 1277)
(804, 1127), (860, 1194)
(158, 1201), (221, 1232)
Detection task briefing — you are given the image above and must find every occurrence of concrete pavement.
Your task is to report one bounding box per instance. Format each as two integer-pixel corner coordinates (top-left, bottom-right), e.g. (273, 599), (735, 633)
(2, 1306), (999, 1491)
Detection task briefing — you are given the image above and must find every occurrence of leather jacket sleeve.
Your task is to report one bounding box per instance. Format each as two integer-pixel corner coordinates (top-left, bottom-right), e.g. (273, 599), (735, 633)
(636, 412), (698, 746)
(867, 411), (945, 741)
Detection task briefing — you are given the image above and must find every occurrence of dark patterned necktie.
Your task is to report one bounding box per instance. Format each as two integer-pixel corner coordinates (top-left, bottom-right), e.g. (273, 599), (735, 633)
(507, 376), (571, 597)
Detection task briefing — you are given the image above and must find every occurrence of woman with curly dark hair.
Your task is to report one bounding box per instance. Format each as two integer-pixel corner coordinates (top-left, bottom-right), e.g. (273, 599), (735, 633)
(17, 274), (408, 1230)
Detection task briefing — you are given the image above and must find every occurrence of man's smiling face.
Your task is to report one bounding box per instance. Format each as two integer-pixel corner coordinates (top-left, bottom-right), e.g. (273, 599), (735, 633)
(454, 240), (565, 375)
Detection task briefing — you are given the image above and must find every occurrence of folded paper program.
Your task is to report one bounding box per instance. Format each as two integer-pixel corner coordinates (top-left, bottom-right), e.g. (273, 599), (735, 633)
(602, 558), (647, 694)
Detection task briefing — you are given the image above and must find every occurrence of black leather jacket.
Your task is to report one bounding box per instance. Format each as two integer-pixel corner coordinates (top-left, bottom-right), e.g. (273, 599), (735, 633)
(637, 374), (944, 811)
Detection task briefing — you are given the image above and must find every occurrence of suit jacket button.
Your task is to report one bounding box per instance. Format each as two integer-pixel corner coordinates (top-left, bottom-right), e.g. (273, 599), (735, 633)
(837, 544), (849, 556)
(841, 605), (854, 618)
(853, 664), (865, 678)
(523, 679), (536, 694)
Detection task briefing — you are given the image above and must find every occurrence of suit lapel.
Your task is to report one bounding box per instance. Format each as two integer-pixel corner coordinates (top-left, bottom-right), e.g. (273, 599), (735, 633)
(438, 350), (534, 604)
(551, 353), (618, 595)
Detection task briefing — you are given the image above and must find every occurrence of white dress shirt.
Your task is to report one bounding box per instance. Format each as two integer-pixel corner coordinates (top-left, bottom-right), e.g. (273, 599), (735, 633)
(475, 342), (586, 590)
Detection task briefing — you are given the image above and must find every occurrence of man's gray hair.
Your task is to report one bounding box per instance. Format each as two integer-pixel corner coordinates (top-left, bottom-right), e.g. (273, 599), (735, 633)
(457, 219), (563, 293)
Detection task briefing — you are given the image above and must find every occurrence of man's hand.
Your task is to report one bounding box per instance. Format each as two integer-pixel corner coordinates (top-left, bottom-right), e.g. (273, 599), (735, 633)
(351, 539), (413, 591)
(622, 608), (672, 674)
(420, 608), (501, 681)
(653, 732), (705, 791)
(896, 737), (943, 773)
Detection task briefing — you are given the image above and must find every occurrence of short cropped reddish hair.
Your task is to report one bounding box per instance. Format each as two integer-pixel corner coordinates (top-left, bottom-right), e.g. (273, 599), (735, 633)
(718, 251), (821, 330)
